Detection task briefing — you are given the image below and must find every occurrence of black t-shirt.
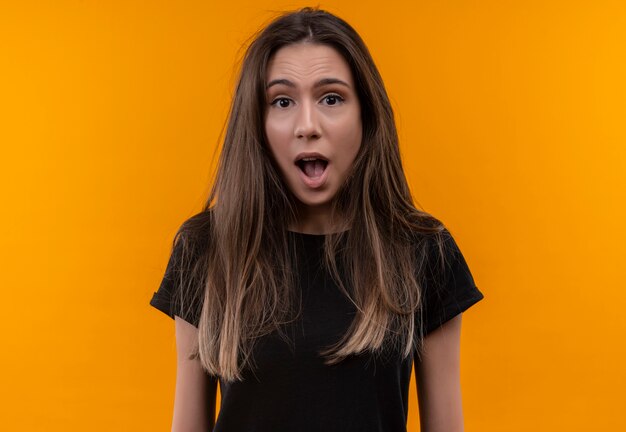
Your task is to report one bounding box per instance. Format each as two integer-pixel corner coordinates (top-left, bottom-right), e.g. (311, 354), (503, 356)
(150, 221), (484, 432)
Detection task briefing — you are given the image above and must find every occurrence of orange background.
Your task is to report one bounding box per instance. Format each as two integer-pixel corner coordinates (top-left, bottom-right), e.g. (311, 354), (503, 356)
(1, 1), (625, 430)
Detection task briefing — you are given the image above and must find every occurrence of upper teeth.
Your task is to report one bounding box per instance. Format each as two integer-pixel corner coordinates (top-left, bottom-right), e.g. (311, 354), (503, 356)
(301, 157), (319, 161)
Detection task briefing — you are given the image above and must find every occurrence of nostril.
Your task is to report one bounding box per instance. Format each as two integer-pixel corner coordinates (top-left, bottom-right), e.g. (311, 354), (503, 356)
(297, 133), (320, 139)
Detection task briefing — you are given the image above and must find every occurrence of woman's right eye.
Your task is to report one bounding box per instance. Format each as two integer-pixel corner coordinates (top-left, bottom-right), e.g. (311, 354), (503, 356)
(270, 98), (292, 108)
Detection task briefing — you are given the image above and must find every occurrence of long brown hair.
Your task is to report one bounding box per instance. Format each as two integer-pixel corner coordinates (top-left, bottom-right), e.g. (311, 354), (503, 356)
(172, 7), (447, 382)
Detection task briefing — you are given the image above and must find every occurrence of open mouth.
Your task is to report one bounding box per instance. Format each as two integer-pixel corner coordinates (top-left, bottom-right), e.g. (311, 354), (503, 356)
(295, 157), (329, 179)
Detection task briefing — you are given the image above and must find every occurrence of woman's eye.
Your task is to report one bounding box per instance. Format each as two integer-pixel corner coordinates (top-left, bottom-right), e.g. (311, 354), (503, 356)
(271, 98), (292, 108)
(322, 94), (344, 106)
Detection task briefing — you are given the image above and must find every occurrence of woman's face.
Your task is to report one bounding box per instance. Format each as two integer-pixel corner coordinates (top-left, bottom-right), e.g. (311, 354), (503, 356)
(264, 42), (362, 218)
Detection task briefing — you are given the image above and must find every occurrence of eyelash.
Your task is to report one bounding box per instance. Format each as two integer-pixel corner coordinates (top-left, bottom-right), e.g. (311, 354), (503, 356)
(270, 93), (345, 108)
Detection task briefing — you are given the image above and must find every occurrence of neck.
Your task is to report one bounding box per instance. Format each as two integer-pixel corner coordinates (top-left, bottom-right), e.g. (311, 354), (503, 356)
(288, 203), (348, 235)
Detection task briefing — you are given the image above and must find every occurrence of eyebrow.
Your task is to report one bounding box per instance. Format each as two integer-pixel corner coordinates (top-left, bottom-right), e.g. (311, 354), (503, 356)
(265, 78), (351, 90)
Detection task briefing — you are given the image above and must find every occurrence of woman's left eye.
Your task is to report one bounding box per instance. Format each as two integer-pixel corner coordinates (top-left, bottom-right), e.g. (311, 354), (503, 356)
(322, 94), (344, 106)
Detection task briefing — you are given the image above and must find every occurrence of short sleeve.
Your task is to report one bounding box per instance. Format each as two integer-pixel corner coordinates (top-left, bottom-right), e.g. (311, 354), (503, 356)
(420, 229), (484, 336)
(149, 227), (206, 328)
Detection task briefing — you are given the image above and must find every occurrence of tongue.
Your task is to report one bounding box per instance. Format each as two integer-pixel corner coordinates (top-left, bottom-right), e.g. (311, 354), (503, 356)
(303, 160), (325, 178)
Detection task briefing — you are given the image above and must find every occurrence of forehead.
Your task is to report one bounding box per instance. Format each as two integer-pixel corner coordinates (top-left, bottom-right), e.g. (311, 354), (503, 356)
(266, 43), (353, 85)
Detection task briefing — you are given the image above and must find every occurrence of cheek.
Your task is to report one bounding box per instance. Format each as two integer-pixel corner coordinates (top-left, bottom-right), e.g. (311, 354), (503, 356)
(265, 118), (288, 162)
(337, 114), (362, 161)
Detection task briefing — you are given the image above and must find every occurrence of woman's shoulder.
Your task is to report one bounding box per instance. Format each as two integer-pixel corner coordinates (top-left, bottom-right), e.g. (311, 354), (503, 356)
(171, 209), (214, 259)
(409, 217), (477, 293)
(404, 211), (464, 275)
(404, 210), (448, 245)
(178, 209), (212, 232)
(177, 209), (213, 238)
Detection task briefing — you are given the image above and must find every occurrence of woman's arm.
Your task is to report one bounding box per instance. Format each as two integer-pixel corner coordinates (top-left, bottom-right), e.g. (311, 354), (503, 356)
(414, 313), (464, 432)
(172, 316), (218, 432)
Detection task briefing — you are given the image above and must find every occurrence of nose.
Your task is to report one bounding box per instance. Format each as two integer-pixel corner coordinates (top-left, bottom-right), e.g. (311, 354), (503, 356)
(294, 100), (321, 140)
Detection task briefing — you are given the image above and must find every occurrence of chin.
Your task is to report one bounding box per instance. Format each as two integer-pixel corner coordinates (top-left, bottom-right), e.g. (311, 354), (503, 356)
(293, 191), (335, 209)
(295, 197), (333, 208)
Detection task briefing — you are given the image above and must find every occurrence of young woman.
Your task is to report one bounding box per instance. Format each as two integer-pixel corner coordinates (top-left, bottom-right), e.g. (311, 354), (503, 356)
(150, 7), (484, 432)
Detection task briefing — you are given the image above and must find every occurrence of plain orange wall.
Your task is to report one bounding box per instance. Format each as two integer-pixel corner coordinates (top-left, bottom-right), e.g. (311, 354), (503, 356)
(1, 1), (624, 430)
